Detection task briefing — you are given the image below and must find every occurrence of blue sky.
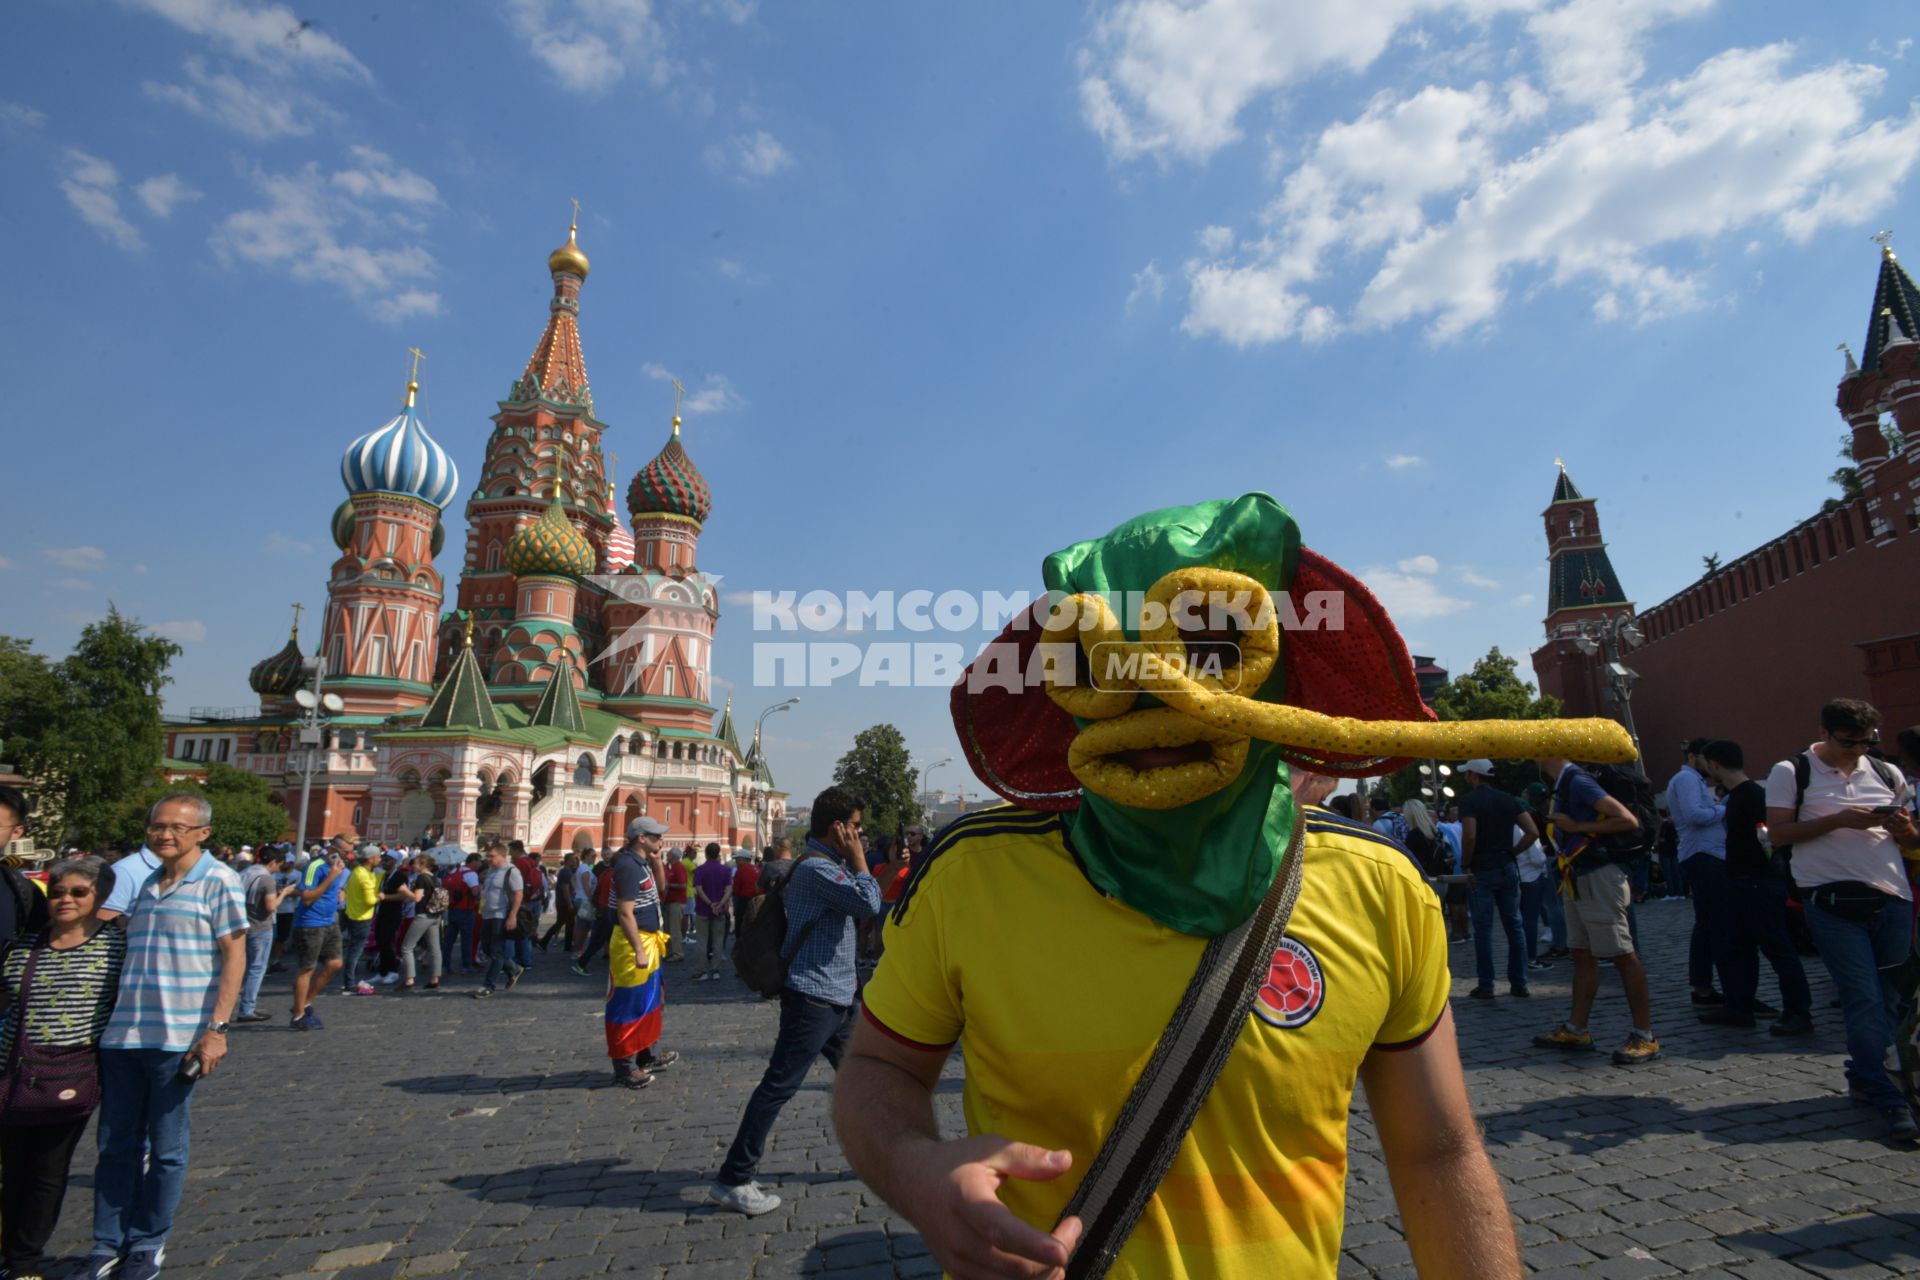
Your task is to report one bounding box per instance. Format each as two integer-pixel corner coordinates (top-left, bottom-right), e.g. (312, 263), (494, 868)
(3, 0), (1916, 808)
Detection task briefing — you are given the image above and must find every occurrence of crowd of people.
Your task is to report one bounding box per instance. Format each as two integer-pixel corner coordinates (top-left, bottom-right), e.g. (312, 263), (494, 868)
(1347, 697), (1920, 1139)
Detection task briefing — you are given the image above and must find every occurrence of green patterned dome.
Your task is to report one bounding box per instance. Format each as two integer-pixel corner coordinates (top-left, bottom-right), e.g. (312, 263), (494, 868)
(505, 495), (595, 578)
(249, 630), (308, 697)
(628, 419), (712, 525)
(332, 499), (356, 550)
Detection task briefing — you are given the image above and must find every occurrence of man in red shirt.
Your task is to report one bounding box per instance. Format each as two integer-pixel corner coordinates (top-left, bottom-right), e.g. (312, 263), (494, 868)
(729, 849), (761, 946)
(663, 849), (690, 961)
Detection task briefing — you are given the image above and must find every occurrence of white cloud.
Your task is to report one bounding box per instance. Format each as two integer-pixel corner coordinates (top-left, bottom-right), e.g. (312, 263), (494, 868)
(0, 101), (45, 130)
(43, 546), (108, 571)
(212, 154), (443, 321)
(1458, 568), (1502, 588)
(1385, 453), (1424, 469)
(1363, 563), (1471, 619)
(504, 0), (674, 92)
(1126, 259), (1167, 312)
(152, 620), (209, 644)
(1868, 37), (1911, 61)
(60, 150), (144, 251)
(51, 578), (93, 592)
(705, 130), (795, 181)
(0, 555), (13, 569)
(122, 0), (368, 78)
(641, 364), (745, 416)
(134, 173), (203, 218)
(1397, 554), (1441, 575)
(143, 56), (330, 139)
(1094, 5), (1920, 345)
(1078, 0), (1531, 163)
(1510, 591), (1538, 606)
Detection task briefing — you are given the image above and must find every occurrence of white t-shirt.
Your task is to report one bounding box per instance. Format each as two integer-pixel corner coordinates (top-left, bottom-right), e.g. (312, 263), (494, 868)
(1764, 745), (1912, 900)
(1515, 824), (1548, 883)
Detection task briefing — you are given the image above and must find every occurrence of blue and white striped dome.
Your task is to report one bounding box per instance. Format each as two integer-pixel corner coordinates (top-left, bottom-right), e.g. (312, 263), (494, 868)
(340, 400), (459, 509)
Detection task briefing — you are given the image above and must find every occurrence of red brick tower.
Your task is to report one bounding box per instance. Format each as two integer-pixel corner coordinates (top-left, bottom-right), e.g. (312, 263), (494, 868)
(1839, 238), (1920, 543)
(442, 214), (613, 676)
(1530, 464), (1634, 717)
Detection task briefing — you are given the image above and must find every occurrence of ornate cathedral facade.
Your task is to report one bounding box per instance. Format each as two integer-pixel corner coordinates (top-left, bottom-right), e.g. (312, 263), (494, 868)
(164, 221), (787, 851)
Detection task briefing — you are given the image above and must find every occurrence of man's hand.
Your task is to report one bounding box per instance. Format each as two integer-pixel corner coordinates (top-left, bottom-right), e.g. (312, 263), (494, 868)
(1883, 809), (1917, 840)
(1831, 808), (1886, 832)
(1549, 812), (1585, 836)
(190, 1030), (228, 1077)
(901, 1135), (1082, 1280)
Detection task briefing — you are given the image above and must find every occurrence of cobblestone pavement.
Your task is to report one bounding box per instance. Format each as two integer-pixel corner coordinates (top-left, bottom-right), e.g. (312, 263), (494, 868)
(39, 899), (1920, 1278)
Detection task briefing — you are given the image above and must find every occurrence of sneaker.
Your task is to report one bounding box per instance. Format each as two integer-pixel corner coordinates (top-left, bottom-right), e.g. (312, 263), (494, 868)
(235, 1011), (273, 1023)
(1849, 1083), (1879, 1107)
(1544, 947), (1571, 959)
(472, 987), (494, 1000)
(380, 973), (400, 985)
(1690, 989), (1725, 1006)
(1533, 1026), (1595, 1050)
(505, 966), (524, 991)
(349, 983), (376, 997)
(289, 1013), (314, 1032)
(570, 962), (590, 977)
(1467, 986), (1495, 1000)
(1751, 999), (1778, 1016)
(1611, 1035), (1662, 1066)
(1885, 1108), (1920, 1142)
(1698, 1007), (1756, 1028)
(303, 1008), (324, 1029)
(612, 1070), (655, 1090)
(121, 1249), (164, 1280)
(84, 1254), (120, 1279)
(1510, 986), (1532, 998)
(1527, 959), (1551, 971)
(1769, 1014), (1815, 1037)
(635, 1049), (679, 1072)
(710, 1180), (782, 1216)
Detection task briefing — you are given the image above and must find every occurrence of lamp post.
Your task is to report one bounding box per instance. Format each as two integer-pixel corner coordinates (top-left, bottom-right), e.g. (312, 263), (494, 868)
(291, 658), (345, 851)
(919, 757), (953, 826)
(1418, 762), (1455, 805)
(752, 697), (798, 848)
(1573, 615), (1645, 771)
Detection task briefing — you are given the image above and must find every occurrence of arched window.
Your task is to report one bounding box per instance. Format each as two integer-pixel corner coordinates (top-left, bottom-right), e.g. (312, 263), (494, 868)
(574, 753), (595, 786)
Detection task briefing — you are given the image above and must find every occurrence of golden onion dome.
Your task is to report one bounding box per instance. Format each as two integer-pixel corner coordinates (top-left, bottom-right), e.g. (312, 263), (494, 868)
(505, 490), (596, 579)
(548, 221), (590, 280)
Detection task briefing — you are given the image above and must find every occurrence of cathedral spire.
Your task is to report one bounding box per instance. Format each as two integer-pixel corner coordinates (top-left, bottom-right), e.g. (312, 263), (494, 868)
(1861, 231), (1920, 374)
(512, 209), (593, 410)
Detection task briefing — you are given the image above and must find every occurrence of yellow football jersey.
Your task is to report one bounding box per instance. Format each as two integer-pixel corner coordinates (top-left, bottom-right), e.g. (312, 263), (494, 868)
(862, 805), (1451, 1279)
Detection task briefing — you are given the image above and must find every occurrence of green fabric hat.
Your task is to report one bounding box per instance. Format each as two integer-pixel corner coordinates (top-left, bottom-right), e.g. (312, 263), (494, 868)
(1040, 493), (1300, 937)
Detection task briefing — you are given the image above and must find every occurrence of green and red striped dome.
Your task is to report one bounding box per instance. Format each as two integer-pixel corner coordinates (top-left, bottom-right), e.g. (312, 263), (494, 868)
(628, 424), (711, 525)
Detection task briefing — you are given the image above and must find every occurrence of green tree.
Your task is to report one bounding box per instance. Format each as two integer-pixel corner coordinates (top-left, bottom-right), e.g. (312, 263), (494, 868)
(831, 724), (922, 837)
(115, 763), (289, 851)
(1701, 552), (1722, 578)
(9, 609), (182, 849)
(1385, 647), (1562, 804)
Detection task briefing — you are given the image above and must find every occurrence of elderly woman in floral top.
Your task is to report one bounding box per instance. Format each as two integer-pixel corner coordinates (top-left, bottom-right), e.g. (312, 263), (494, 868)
(0, 856), (126, 1280)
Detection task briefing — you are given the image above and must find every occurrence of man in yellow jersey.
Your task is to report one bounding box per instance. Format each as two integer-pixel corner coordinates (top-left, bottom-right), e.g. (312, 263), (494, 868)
(834, 494), (1637, 1278)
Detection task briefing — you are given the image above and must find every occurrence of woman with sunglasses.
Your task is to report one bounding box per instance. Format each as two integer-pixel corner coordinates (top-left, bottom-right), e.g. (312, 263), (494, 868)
(0, 857), (127, 1280)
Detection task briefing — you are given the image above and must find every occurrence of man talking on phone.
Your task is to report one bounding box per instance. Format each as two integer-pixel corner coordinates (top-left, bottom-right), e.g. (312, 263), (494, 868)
(710, 786), (882, 1216)
(1765, 699), (1920, 1141)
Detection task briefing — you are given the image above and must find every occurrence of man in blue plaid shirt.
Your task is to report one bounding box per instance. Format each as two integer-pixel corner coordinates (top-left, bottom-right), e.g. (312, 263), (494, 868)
(711, 786), (882, 1217)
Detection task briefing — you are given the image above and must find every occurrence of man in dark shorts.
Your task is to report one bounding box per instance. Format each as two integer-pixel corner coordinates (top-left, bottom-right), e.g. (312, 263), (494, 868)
(291, 836), (349, 1030)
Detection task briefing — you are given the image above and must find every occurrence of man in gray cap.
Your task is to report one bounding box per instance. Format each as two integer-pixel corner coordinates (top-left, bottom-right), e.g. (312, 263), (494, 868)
(606, 814), (679, 1089)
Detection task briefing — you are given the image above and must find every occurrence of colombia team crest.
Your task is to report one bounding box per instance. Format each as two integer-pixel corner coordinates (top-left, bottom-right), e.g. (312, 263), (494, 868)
(1253, 937), (1324, 1030)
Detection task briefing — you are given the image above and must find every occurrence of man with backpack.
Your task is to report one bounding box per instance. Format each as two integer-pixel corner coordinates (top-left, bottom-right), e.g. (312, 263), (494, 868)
(1699, 739), (1812, 1036)
(1532, 754), (1661, 1065)
(1764, 699), (1920, 1140)
(711, 786), (882, 1217)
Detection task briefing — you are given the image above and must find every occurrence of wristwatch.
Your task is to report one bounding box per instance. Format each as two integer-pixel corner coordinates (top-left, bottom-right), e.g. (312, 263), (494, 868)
(207, 1021), (231, 1035)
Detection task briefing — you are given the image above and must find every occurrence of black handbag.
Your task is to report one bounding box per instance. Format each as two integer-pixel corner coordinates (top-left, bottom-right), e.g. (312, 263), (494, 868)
(0, 942), (102, 1126)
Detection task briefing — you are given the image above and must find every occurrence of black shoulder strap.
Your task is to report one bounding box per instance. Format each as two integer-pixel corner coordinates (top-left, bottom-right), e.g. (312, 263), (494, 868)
(1056, 824), (1306, 1279)
(1793, 751), (1812, 816)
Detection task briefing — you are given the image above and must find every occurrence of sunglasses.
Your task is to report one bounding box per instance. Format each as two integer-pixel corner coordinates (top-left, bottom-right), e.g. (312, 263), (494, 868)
(1830, 733), (1879, 750)
(47, 887), (95, 901)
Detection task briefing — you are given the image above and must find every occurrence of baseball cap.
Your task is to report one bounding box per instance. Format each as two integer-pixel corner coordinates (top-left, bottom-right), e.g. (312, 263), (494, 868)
(627, 815), (669, 838)
(1460, 759), (1496, 777)
(731, 848), (751, 860)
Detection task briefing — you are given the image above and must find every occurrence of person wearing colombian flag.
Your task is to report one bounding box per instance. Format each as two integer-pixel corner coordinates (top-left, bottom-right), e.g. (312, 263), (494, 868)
(833, 494), (1639, 1279)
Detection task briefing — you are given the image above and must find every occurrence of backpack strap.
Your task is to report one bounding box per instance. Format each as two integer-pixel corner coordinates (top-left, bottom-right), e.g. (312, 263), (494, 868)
(1792, 751), (1812, 816)
(1056, 824), (1306, 1279)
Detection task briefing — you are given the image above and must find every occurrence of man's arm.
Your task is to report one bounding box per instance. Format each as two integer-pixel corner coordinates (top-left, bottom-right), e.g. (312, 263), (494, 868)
(1669, 772), (1723, 832)
(191, 929), (249, 1076)
(1512, 810), (1539, 857)
(616, 898), (646, 958)
(1458, 815), (1478, 863)
(1360, 1009), (1520, 1280)
(1766, 805), (1881, 846)
(834, 1015), (1081, 1279)
(1555, 794), (1637, 838)
(300, 863), (346, 906)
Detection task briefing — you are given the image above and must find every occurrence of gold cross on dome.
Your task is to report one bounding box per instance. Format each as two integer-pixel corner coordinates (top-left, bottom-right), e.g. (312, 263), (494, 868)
(289, 601), (304, 639)
(672, 378), (685, 416)
(408, 346), (426, 381)
(1872, 229), (1895, 249)
(570, 197), (581, 232)
(1554, 455), (1564, 469)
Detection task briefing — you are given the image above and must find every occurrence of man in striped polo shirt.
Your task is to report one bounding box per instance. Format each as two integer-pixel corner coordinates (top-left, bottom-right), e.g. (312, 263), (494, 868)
(89, 792), (247, 1280)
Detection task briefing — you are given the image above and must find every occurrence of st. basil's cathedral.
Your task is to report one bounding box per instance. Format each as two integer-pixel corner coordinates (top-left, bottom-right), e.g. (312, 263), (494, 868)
(163, 220), (788, 852)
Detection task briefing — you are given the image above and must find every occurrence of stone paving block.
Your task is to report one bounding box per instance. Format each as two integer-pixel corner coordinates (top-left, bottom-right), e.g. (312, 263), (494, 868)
(313, 1243), (398, 1271)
